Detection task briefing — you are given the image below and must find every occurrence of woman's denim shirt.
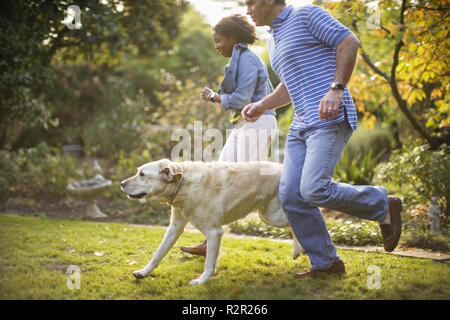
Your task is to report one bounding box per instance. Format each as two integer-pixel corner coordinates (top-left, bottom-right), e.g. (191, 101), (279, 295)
(218, 43), (276, 119)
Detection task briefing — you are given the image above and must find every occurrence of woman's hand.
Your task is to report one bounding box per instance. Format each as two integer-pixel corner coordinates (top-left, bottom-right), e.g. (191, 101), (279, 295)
(200, 87), (213, 101)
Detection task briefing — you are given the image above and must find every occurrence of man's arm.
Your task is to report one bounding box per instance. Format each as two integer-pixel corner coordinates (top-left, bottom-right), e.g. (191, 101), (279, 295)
(335, 33), (360, 85)
(241, 82), (291, 122)
(319, 33), (360, 121)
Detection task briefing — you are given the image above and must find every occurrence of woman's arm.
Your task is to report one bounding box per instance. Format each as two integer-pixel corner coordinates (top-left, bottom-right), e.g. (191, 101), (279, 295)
(219, 54), (259, 111)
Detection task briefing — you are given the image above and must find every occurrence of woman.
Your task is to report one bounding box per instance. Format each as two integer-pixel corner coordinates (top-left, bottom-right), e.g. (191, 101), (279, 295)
(180, 14), (277, 256)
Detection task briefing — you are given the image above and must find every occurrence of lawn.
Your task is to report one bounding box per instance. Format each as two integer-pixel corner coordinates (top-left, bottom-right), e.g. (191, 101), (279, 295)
(0, 213), (449, 300)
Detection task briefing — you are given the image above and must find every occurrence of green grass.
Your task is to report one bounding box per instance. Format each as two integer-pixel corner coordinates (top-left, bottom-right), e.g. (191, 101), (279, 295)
(0, 213), (449, 300)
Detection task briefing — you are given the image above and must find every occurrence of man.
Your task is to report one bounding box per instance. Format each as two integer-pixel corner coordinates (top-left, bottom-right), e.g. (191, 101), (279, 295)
(241, 0), (402, 278)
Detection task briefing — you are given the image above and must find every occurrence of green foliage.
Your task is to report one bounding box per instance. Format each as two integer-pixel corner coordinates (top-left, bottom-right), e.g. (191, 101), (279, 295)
(328, 220), (382, 246)
(81, 91), (154, 160)
(342, 123), (393, 160)
(321, 0), (449, 147)
(334, 123), (393, 185)
(0, 142), (92, 198)
(375, 140), (450, 212)
(229, 215), (383, 246)
(0, 0), (187, 149)
(154, 6), (228, 83)
(334, 150), (381, 185)
(114, 150), (155, 181)
(402, 223), (450, 252)
(229, 215), (292, 239)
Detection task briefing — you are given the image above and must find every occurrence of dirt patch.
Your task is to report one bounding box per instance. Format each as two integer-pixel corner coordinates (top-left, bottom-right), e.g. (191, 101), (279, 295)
(42, 262), (72, 273)
(0, 195), (138, 223)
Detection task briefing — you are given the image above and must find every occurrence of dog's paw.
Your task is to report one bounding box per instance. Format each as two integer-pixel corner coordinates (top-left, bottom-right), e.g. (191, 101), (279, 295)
(292, 243), (306, 260)
(133, 270), (147, 279)
(189, 277), (209, 286)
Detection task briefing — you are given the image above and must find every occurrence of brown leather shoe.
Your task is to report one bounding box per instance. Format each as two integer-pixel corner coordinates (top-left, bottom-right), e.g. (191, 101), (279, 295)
(294, 259), (346, 278)
(180, 240), (207, 257)
(379, 196), (403, 252)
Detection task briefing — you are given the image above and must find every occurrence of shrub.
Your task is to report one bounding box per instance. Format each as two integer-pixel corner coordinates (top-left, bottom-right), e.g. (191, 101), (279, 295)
(401, 224), (450, 252)
(229, 215), (291, 239)
(375, 140), (450, 215)
(334, 149), (382, 185)
(328, 220), (382, 246)
(229, 215), (383, 246)
(333, 123), (393, 185)
(0, 142), (92, 199)
(343, 124), (393, 161)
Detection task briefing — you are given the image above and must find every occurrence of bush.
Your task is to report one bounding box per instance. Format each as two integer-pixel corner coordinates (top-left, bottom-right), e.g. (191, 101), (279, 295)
(375, 140), (450, 215)
(343, 123), (393, 161)
(328, 220), (382, 246)
(229, 214), (292, 239)
(401, 223), (450, 252)
(228, 214), (383, 246)
(333, 123), (393, 185)
(0, 142), (93, 199)
(334, 149), (382, 185)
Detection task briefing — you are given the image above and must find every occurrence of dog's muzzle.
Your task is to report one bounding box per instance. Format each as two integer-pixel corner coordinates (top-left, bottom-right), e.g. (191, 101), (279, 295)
(120, 181), (147, 199)
(128, 192), (147, 199)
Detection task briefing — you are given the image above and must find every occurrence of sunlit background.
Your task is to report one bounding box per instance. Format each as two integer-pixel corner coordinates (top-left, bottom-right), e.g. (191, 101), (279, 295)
(188, 0), (313, 25)
(187, 0), (313, 52)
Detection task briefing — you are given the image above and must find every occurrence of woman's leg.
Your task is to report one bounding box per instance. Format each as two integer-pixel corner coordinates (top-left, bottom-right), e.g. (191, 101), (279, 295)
(235, 114), (277, 162)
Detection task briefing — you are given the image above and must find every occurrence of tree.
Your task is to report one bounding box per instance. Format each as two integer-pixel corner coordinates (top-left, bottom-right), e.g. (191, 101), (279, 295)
(321, 0), (449, 148)
(0, 0), (187, 150)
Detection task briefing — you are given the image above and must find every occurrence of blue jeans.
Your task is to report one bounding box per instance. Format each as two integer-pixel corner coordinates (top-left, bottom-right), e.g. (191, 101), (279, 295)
(279, 120), (389, 270)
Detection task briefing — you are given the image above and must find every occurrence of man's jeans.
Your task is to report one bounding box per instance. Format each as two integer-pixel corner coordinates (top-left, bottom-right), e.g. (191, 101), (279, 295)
(279, 120), (389, 270)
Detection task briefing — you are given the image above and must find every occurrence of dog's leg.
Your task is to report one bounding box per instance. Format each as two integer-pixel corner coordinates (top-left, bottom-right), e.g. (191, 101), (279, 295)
(259, 196), (305, 259)
(189, 227), (224, 286)
(133, 210), (187, 279)
(291, 228), (305, 260)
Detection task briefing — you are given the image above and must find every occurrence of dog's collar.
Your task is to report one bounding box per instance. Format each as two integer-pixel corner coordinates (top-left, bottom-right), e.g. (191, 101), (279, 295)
(168, 175), (184, 204)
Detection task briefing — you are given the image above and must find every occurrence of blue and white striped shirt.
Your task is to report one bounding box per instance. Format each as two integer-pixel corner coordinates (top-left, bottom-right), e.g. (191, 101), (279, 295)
(268, 5), (357, 131)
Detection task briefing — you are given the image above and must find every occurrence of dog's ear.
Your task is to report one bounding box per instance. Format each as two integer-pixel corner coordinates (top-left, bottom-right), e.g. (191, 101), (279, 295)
(160, 164), (183, 183)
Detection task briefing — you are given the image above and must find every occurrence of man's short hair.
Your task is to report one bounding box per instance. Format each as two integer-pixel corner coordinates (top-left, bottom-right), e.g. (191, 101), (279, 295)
(259, 0), (286, 4)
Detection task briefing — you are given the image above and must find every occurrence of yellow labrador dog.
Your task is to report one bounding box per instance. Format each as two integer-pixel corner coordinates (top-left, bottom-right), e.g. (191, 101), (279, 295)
(120, 159), (303, 285)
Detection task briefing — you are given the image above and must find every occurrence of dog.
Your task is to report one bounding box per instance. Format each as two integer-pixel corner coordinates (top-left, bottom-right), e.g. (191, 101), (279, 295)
(120, 159), (303, 285)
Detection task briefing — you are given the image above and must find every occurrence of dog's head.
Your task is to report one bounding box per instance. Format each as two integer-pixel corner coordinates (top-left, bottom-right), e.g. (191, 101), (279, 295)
(120, 159), (183, 201)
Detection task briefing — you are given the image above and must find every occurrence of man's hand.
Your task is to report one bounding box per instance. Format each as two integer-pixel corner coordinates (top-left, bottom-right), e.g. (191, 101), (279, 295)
(241, 100), (265, 122)
(200, 87), (213, 101)
(319, 89), (344, 121)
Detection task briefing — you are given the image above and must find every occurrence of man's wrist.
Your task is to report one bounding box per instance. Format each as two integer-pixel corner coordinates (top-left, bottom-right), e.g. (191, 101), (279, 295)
(330, 81), (346, 90)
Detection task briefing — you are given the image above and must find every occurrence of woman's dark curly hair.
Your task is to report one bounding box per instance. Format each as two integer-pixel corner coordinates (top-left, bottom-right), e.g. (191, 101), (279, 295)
(213, 14), (257, 44)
